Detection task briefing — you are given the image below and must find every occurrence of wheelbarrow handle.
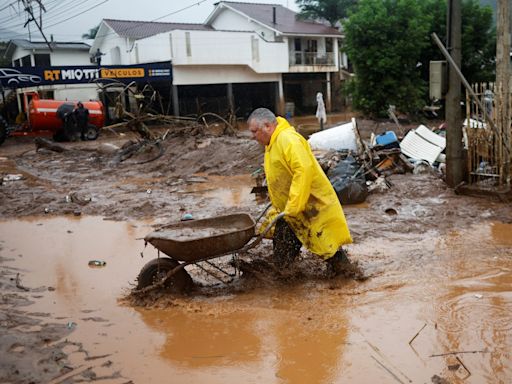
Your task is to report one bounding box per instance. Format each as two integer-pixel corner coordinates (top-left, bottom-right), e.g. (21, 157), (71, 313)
(258, 212), (285, 238)
(255, 202), (272, 223)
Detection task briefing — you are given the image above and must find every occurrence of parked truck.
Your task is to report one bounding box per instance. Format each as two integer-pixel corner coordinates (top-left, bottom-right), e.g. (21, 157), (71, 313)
(0, 91), (104, 146)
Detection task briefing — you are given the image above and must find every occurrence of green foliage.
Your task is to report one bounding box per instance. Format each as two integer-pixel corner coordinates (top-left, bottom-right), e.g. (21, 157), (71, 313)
(460, 0), (495, 83)
(344, 0), (430, 116)
(82, 25), (100, 40)
(343, 0), (496, 116)
(418, 0), (495, 84)
(297, 0), (357, 27)
(0, 42), (10, 67)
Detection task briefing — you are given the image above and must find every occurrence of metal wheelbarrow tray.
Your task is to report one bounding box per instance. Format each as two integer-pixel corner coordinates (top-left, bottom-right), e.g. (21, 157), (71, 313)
(145, 213), (256, 262)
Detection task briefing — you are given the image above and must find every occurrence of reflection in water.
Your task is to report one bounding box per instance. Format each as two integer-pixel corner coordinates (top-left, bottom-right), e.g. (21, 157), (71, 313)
(433, 222), (512, 383)
(138, 309), (262, 368)
(136, 292), (350, 383)
(274, 318), (347, 383)
(1, 218), (511, 383)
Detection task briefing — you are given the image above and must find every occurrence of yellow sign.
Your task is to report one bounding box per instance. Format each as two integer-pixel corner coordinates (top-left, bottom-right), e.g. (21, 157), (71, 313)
(101, 68), (145, 78)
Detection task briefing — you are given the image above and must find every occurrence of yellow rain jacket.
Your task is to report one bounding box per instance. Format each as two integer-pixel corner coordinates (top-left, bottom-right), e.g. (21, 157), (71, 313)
(263, 117), (352, 259)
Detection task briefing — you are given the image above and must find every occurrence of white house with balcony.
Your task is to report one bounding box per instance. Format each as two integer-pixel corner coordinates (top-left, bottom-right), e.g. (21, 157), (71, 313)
(90, 1), (343, 117)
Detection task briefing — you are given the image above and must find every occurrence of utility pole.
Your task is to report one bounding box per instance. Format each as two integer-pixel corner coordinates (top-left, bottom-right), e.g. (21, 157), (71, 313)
(495, 0), (511, 186)
(445, 0), (464, 187)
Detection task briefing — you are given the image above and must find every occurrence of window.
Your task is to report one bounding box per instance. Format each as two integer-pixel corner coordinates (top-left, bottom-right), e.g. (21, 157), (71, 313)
(306, 39), (317, 53)
(34, 54), (51, 66)
(251, 36), (259, 62)
(20, 55), (31, 67)
(326, 38), (333, 52)
(185, 32), (191, 57)
(294, 38), (301, 51)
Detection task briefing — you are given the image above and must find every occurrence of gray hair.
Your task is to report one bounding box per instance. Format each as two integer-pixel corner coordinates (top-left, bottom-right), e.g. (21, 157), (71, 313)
(247, 108), (277, 128)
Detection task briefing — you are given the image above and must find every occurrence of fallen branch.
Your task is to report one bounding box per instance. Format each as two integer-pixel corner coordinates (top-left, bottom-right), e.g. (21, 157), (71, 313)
(48, 365), (92, 384)
(15, 273), (30, 291)
(408, 323), (427, 345)
(430, 350), (488, 357)
(455, 356), (472, 379)
(371, 355), (406, 384)
(34, 138), (67, 153)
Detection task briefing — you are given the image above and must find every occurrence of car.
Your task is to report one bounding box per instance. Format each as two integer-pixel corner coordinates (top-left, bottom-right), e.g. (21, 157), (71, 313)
(0, 68), (41, 86)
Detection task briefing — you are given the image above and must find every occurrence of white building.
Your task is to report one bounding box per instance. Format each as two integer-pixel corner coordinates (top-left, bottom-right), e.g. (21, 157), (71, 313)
(90, 1), (343, 117)
(5, 39), (98, 101)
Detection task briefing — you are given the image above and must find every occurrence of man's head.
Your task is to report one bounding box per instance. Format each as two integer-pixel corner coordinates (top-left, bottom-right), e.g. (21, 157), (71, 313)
(247, 108), (277, 146)
(77, 102), (83, 108)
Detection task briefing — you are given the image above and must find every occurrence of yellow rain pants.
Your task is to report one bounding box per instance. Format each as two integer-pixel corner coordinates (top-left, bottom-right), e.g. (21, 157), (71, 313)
(262, 117), (352, 259)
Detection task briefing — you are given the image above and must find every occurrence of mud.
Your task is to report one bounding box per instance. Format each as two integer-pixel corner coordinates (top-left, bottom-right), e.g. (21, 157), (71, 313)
(1, 121), (512, 383)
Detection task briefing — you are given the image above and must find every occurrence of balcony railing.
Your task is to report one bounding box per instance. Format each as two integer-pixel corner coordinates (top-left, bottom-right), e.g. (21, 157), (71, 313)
(290, 52), (334, 66)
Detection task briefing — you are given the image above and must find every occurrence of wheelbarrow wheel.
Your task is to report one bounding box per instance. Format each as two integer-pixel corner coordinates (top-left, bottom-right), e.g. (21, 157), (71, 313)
(137, 257), (193, 293)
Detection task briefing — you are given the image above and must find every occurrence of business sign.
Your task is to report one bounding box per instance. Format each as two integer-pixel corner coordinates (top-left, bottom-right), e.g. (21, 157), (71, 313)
(0, 62), (172, 89)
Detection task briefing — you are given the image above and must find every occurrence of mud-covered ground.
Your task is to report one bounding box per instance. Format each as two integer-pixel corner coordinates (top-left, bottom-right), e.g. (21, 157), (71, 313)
(1, 120), (512, 383)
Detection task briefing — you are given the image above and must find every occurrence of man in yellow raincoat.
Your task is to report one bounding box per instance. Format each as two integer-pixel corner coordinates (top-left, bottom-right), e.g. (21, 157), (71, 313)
(248, 108), (352, 275)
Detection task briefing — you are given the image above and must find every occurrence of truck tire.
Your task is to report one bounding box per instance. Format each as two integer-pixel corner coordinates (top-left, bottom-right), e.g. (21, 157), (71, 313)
(84, 124), (99, 141)
(0, 115), (7, 145)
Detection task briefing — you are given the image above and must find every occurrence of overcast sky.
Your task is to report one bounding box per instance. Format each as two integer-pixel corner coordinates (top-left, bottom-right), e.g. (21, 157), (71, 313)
(0, 0), (300, 42)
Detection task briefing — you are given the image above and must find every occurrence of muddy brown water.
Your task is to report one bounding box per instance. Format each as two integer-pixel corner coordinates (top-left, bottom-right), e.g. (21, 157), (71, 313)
(1, 215), (511, 383)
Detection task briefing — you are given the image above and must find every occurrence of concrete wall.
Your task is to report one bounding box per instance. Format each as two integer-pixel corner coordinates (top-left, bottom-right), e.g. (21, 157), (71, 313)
(134, 30), (287, 77)
(11, 47), (91, 66)
(173, 65), (280, 86)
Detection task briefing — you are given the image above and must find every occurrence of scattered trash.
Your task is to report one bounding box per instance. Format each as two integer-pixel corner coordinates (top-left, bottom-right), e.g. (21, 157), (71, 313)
(44, 207), (51, 214)
(375, 131), (399, 149)
(66, 321), (77, 329)
(97, 143), (121, 154)
(2, 174), (25, 182)
(181, 213), (194, 221)
(328, 154), (368, 205)
(196, 138), (212, 149)
(69, 192), (92, 205)
(308, 118), (361, 153)
(412, 160), (434, 175)
(65, 195), (71, 203)
(146, 189), (152, 194)
(88, 260), (106, 267)
(367, 176), (392, 193)
(474, 294), (483, 299)
(400, 125), (446, 165)
(73, 209), (82, 216)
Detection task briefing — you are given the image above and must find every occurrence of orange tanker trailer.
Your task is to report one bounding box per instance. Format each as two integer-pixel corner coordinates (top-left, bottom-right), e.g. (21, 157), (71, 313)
(0, 92), (104, 145)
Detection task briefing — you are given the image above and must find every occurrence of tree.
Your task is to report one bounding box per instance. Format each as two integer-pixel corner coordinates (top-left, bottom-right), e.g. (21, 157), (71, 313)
(344, 0), (430, 116)
(297, 0), (358, 27)
(418, 0), (495, 85)
(82, 24), (99, 40)
(343, 0), (495, 116)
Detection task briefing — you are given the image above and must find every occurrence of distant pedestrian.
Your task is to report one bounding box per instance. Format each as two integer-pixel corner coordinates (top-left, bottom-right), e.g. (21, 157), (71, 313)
(93, 49), (104, 66)
(74, 102), (89, 141)
(316, 92), (326, 130)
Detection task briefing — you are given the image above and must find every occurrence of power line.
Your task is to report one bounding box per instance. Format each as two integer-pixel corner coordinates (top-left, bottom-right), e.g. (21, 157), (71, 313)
(90, 0), (208, 44)
(0, 0), (90, 28)
(1, 0), (210, 44)
(44, 0), (110, 28)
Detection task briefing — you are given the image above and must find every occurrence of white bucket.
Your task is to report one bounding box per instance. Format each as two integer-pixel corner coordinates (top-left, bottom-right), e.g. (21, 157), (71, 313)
(308, 118), (358, 152)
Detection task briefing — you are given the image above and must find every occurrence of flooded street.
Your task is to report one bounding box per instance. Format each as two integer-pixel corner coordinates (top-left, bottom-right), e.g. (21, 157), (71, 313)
(1, 129), (512, 383)
(1, 214), (511, 383)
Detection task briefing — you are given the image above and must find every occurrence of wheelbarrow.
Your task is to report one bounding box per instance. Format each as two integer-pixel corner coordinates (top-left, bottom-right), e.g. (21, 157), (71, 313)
(135, 205), (282, 294)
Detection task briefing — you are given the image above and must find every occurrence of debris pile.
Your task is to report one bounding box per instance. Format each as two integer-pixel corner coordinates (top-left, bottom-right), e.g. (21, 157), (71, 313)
(307, 118), (448, 205)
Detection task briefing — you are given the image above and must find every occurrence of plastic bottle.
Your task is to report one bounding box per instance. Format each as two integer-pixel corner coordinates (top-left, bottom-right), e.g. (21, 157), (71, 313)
(88, 260), (106, 267)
